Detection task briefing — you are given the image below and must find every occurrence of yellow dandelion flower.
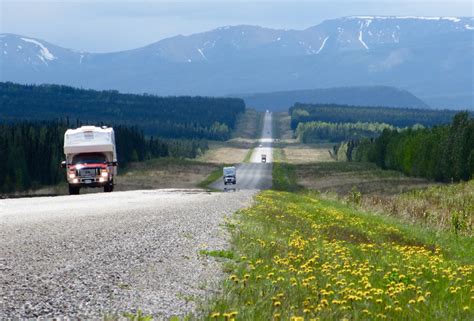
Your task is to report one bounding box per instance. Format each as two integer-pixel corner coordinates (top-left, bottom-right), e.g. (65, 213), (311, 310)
(211, 312), (220, 318)
(273, 301), (281, 307)
(417, 296), (425, 303)
(463, 306), (470, 311)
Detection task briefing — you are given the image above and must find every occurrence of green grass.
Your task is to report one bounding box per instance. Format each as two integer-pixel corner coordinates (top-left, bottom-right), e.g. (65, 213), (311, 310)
(200, 249), (234, 260)
(205, 190), (474, 320)
(198, 165), (225, 189)
(243, 148), (255, 163)
(272, 149), (302, 192)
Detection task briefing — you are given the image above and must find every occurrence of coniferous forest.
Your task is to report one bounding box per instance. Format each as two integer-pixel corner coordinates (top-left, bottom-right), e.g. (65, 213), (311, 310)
(290, 103), (463, 129)
(0, 121), (208, 193)
(0, 82), (245, 140)
(295, 121), (397, 143)
(354, 112), (474, 182)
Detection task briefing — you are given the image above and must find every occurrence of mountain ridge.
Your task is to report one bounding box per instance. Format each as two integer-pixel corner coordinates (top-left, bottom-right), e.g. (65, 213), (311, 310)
(1, 16), (473, 108)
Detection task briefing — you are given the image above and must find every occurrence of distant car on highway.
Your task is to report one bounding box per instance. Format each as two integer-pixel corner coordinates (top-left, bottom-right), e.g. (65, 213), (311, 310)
(261, 154), (267, 163)
(223, 166), (237, 185)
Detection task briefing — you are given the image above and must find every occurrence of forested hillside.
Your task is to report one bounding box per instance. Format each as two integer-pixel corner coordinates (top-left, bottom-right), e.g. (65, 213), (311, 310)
(0, 121), (208, 193)
(0, 82), (245, 140)
(354, 112), (474, 182)
(290, 103), (462, 129)
(241, 86), (428, 111)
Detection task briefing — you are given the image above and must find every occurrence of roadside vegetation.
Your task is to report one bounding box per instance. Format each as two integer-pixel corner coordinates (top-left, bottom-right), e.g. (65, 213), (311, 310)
(270, 149), (473, 235)
(272, 112), (294, 141)
(206, 191), (473, 320)
(231, 108), (263, 140)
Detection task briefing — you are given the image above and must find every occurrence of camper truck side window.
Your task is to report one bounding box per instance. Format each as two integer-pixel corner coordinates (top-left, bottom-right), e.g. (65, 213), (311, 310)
(72, 153), (107, 165)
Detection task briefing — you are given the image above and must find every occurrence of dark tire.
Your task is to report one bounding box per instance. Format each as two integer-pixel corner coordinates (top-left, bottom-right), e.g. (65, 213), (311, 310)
(104, 183), (114, 193)
(69, 185), (80, 195)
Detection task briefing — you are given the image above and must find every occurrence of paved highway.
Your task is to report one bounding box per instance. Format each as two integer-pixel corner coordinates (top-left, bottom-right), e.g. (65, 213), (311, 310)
(210, 111), (273, 191)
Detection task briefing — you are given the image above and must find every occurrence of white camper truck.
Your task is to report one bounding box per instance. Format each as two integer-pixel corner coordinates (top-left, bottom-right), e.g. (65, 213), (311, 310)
(61, 126), (117, 195)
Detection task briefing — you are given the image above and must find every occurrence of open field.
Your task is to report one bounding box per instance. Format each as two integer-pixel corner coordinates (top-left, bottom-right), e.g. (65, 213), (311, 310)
(197, 141), (252, 164)
(278, 143), (334, 164)
(205, 191), (474, 320)
(115, 158), (220, 190)
(294, 162), (435, 196)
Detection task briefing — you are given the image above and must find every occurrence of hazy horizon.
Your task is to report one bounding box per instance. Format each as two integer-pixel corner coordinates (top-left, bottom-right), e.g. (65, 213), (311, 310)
(1, 0), (473, 53)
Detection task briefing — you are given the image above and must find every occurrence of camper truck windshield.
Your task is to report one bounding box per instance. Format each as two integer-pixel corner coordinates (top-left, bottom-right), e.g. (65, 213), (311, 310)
(72, 153), (107, 165)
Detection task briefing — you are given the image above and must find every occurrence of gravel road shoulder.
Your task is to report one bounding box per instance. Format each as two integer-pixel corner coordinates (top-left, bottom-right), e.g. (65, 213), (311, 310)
(0, 189), (256, 319)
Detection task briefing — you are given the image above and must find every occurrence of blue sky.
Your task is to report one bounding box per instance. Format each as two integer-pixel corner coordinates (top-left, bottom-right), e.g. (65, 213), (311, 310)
(1, 1), (473, 52)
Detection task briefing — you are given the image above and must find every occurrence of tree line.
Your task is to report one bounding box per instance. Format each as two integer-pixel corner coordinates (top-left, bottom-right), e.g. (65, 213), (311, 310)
(0, 82), (245, 140)
(353, 112), (474, 182)
(290, 103), (463, 130)
(295, 121), (397, 143)
(0, 121), (209, 193)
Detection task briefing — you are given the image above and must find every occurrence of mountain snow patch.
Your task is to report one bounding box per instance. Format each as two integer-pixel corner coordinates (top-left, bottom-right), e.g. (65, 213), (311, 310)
(21, 37), (57, 61)
(359, 31), (369, 50)
(197, 48), (207, 60)
(316, 36), (330, 54)
(348, 16), (463, 23)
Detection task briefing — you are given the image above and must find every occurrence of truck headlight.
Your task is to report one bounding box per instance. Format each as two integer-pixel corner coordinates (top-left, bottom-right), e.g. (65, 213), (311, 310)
(72, 178), (79, 183)
(101, 170), (108, 177)
(69, 173), (76, 179)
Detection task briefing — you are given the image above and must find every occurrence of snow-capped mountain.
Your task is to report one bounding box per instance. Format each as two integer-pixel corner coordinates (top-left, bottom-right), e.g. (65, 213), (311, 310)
(1, 16), (473, 108)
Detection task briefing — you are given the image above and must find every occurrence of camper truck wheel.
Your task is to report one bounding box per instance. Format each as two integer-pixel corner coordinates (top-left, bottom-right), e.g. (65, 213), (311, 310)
(104, 182), (114, 193)
(69, 185), (80, 195)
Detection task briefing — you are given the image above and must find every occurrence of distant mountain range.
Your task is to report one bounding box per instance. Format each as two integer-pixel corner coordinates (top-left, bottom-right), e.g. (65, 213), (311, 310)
(238, 86), (429, 111)
(1, 16), (473, 109)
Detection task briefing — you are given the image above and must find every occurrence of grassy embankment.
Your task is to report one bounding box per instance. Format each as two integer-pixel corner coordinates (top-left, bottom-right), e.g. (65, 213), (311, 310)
(205, 190), (473, 320)
(202, 112), (473, 320)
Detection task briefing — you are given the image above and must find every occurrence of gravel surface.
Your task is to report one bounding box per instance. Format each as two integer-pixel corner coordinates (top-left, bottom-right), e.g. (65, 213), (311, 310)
(0, 189), (256, 319)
